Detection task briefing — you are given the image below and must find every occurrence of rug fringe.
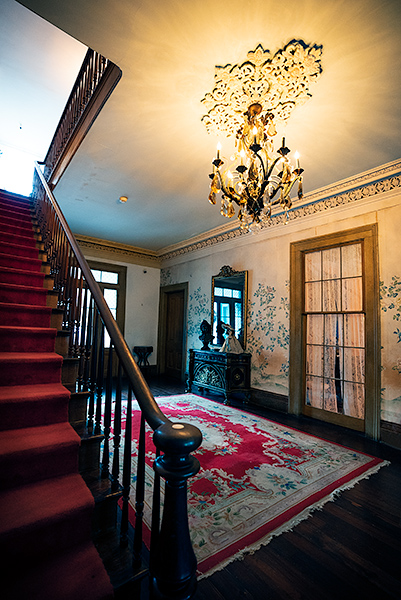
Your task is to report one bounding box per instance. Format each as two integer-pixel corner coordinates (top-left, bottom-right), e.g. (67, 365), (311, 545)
(197, 459), (390, 580)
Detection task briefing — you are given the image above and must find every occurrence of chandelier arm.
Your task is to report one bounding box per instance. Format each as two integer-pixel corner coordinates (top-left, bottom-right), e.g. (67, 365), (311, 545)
(253, 150), (267, 181)
(268, 175), (302, 208)
(283, 175), (302, 199)
(216, 171), (242, 205)
(266, 157), (283, 181)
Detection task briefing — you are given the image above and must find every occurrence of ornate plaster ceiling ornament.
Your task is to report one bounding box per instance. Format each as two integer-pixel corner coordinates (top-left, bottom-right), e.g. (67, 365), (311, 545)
(201, 40), (323, 231)
(201, 40), (323, 137)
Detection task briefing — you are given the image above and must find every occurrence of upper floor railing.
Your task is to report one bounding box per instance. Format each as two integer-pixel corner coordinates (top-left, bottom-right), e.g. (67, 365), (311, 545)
(43, 49), (122, 189)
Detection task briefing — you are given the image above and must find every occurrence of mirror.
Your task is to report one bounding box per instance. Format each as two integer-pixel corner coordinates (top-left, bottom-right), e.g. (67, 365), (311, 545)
(211, 265), (248, 350)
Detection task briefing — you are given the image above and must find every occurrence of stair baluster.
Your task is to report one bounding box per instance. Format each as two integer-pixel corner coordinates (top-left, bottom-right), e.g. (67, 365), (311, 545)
(101, 342), (113, 479)
(111, 362), (122, 492)
(133, 412), (146, 566)
(121, 384), (133, 547)
(88, 309), (99, 432)
(94, 321), (104, 435)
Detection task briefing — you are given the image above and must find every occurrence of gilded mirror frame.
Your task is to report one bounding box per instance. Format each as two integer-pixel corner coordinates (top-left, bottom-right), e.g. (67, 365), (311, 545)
(211, 265), (248, 350)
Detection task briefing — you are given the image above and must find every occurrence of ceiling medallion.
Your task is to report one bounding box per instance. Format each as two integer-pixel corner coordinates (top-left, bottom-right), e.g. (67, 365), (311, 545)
(201, 40), (323, 231)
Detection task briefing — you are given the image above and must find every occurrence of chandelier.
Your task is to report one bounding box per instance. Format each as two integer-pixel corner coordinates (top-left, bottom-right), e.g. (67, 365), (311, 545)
(201, 41), (323, 232)
(208, 102), (303, 230)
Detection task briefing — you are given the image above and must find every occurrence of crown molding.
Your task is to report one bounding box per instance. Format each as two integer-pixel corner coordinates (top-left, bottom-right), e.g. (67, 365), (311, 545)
(158, 159), (401, 262)
(75, 234), (161, 267)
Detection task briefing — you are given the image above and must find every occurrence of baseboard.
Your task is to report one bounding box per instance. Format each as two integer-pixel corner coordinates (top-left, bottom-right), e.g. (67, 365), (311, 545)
(380, 420), (401, 450)
(249, 388), (288, 413)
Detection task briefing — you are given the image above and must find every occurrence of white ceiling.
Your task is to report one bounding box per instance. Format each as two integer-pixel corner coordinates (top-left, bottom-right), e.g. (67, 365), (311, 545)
(3, 0), (401, 251)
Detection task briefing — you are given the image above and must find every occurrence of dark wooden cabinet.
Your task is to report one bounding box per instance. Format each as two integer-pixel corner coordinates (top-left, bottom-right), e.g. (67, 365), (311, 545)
(187, 349), (251, 404)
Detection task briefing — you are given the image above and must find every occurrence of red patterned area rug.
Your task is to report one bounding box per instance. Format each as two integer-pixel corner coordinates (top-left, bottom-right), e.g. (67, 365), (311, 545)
(122, 394), (388, 578)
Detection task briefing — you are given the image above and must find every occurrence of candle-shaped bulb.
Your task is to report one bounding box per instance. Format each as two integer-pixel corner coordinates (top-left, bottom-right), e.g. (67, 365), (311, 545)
(294, 151), (300, 169)
(216, 142), (222, 160)
(253, 126), (258, 145)
(227, 170), (233, 180)
(239, 149), (245, 164)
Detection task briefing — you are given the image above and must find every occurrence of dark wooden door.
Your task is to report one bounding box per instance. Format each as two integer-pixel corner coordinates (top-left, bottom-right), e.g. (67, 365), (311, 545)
(165, 290), (185, 379)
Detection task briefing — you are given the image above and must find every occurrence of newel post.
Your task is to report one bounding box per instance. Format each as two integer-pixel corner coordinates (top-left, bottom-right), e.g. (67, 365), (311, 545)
(150, 421), (202, 600)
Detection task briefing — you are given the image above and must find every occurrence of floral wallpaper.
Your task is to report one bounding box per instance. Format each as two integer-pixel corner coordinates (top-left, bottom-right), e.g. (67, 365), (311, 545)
(380, 275), (401, 422)
(187, 287), (209, 350)
(246, 281), (289, 394)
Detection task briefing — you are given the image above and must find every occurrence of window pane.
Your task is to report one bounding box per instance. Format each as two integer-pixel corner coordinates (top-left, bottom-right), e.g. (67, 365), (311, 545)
(324, 346), (343, 380)
(343, 382), (365, 418)
(305, 282), (321, 312)
(91, 269), (101, 282)
(305, 376), (323, 408)
(344, 348), (365, 383)
(305, 251), (321, 282)
(232, 290), (241, 299)
(342, 243), (362, 278)
(104, 288), (117, 310)
(322, 247), (341, 280)
(223, 289), (233, 297)
(220, 303), (230, 322)
(322, 280), (341, 311)
(215, 287), (224, 296)
(324, 314), (343, 346)
(344, 314), (365, 347)
(342, 277), (362, 311)
(323, 378), (339, 412)
(306, 345), (323, 376)
(101, 271), (118, 284)
(235, 302), (242, 335)
(307, 315), (324, 344)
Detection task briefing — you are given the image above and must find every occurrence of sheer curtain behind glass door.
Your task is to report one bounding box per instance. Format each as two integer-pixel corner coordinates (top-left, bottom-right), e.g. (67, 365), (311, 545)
(304, 243), (365, 419)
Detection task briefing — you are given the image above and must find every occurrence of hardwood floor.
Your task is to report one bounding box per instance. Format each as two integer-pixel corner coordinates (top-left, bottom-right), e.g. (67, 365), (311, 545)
(135, 376), (401, 600)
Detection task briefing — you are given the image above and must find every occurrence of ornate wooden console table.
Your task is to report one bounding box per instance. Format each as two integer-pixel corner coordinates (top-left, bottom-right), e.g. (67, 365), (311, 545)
(187, 349), (251, 404)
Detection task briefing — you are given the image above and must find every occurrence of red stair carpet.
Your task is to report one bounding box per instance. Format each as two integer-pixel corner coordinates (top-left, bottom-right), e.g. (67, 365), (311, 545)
(0, 190), (113, 600)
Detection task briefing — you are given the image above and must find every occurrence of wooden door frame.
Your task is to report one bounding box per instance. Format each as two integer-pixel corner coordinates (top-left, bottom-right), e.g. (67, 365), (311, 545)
(289, 224), (381, 440)
(157, 283), (188, 381)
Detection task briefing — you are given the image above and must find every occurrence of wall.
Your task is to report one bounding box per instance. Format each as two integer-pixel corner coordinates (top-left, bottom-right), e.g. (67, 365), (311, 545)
(160, 162), (401, 426)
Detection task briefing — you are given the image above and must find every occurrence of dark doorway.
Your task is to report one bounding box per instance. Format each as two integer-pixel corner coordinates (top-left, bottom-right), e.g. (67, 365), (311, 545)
(158, 283), (188, 381)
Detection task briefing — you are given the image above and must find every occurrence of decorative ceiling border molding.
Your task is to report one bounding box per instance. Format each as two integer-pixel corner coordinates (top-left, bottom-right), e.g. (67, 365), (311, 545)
(159, 160), (401, 262)
(76, 234), (161, 266)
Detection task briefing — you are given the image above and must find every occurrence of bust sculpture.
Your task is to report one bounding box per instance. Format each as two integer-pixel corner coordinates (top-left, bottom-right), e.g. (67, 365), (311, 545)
(199, 320), (213, 350)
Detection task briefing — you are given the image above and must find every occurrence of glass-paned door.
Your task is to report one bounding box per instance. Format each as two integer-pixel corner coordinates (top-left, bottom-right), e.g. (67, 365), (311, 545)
(304, 243), (365, 423)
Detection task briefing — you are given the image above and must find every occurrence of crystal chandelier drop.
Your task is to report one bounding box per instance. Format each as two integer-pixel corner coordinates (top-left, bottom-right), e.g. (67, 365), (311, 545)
(208, 102), (303, 231)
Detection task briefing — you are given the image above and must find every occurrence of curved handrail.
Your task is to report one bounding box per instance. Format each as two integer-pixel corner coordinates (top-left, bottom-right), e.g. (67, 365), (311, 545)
(34, 162), (167, 431)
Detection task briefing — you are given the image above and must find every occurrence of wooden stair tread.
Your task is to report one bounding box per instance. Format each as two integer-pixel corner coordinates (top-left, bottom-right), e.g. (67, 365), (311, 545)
(0, 351), (63, 363)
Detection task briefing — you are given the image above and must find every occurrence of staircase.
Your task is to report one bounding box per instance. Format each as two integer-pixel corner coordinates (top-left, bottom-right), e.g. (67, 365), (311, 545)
(0, 190), (114, 600)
